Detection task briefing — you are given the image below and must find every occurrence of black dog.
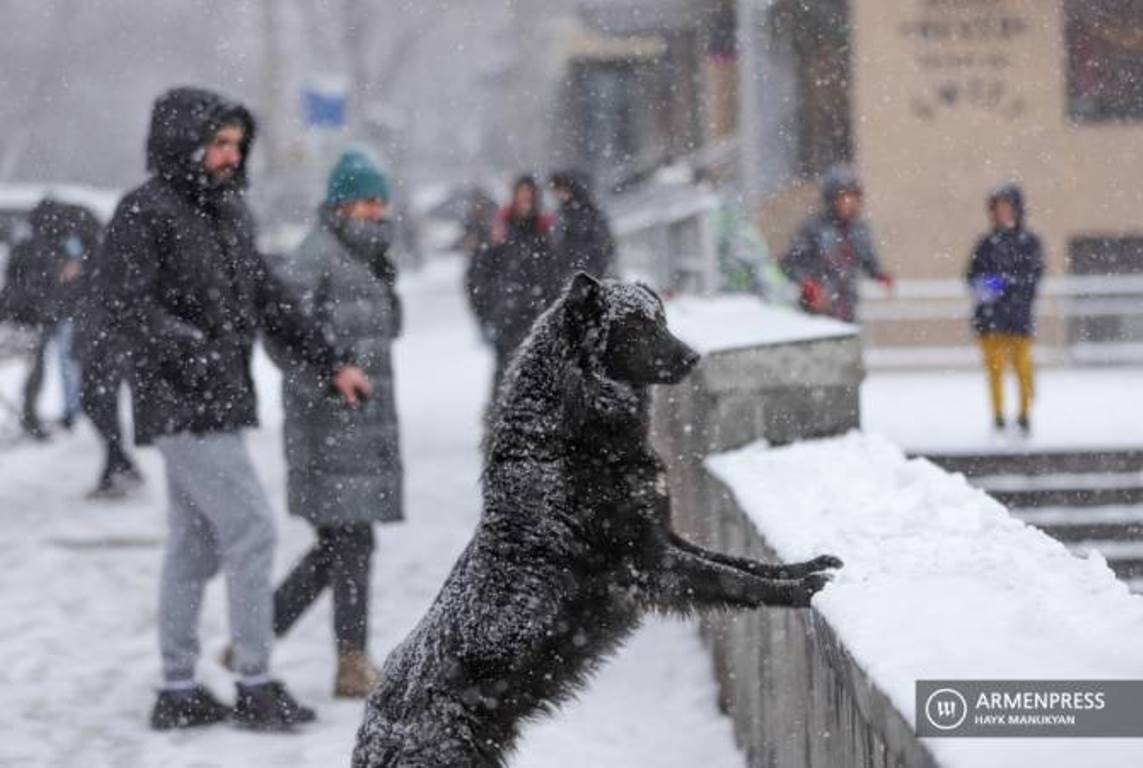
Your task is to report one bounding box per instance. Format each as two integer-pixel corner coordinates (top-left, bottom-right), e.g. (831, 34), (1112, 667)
(352, 273), (841, 767)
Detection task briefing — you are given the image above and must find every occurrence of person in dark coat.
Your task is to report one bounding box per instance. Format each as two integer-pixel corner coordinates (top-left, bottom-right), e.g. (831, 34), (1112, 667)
(549, 169), (616, 280)
(782, 164), (894, 322)
(29, 201), (149, 497)
(99, 86), (371, 732)
(966, 183), (1044, 433)
(465, 175), (560, 396)
(0, 199), (93, 438)
(265, 150), (403, 698)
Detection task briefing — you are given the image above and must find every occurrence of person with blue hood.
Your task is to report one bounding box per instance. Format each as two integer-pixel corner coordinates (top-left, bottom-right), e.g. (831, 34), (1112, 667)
(263, 149), (403, 699)
(98, 87), (371, 732)
(782, 164), (894, 322)
(966, 183), (1044, 434)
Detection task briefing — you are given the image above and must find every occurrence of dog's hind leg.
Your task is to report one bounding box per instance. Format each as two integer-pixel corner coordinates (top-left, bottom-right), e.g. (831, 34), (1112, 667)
(667, 532), (842, 580)
(653, 546), (830, 611)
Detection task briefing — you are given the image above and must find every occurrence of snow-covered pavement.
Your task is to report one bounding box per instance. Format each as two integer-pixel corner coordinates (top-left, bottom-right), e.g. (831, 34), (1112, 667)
(0, 257), (741, 768)
(863, 367), (1143, 454)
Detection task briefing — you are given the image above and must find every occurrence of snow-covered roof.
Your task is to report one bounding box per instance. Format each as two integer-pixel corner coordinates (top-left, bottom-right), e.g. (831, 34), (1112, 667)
(0, 183), (121, 223)
(665, 295), (856, 355)
(706, 432), (1143, 768)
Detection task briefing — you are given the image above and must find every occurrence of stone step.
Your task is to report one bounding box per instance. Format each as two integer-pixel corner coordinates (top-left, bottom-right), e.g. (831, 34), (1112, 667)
(1014, 506), (1143, 542)
(924, 449), (1143, 478)
(978, 471), (1143, 509)
(990, 485), (1143, 509)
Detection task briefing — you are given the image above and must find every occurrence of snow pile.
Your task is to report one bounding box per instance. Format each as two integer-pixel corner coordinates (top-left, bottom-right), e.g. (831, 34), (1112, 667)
(665, 295), (854, 355)
(706, 432), (1143, 767)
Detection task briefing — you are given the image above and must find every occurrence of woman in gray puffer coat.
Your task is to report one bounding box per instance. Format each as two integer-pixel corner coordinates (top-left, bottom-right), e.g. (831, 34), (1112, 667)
(268, 150), (403, 698)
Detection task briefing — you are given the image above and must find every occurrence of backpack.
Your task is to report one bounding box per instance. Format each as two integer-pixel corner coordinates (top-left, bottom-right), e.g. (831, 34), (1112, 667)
(0, 239), (57, 327)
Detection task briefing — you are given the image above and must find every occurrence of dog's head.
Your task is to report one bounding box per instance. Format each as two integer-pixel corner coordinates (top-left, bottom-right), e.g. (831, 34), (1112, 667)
(562, 272), (700, 385)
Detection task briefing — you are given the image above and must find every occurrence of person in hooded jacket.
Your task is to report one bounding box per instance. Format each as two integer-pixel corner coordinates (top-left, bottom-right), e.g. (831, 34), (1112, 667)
(98, 86), (371, 732)
(549, 170), (616, 280)
(263, 150), (403, 699)
(782, 164), (894, 322)
(0, 199), (95, 439)
(465, 174), (560, 397)
(966, 183), (1044, 434)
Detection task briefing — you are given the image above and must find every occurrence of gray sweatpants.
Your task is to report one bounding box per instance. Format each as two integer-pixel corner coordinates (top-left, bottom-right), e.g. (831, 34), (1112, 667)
(156, 431), (276, 683)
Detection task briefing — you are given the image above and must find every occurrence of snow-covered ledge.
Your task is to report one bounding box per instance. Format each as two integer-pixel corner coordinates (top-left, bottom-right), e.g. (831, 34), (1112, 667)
(703, 434), (1143, 767)
(654, 297), (862, 550)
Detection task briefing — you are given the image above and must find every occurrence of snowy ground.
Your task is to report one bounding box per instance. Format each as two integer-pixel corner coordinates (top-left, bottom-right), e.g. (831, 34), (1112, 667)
(0, 257), (741, 768)
(863, 367), (1143, 454)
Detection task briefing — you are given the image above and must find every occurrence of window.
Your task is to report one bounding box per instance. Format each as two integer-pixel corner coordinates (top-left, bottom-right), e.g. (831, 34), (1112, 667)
(1066, 0), (1143, 122)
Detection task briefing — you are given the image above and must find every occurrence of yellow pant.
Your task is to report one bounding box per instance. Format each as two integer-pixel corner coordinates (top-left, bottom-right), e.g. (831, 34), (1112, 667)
(979, 333), (1035, 420)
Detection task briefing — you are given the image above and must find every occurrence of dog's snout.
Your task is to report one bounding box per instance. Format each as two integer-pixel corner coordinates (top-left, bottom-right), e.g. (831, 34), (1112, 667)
(681, 347), (701, 372)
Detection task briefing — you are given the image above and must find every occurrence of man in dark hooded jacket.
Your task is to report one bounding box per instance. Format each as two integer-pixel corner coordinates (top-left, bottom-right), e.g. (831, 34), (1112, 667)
(782, 164), (894, 322)
(1, 199), (96, 439)
(98, 87), (371, 732)
(549, 170), (616, 280)
(966, 183), (1044, 433)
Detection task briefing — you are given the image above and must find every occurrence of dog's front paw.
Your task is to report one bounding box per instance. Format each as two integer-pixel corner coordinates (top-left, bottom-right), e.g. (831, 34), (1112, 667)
(793, 572), (833, 607)
(809, 554), (844, 571)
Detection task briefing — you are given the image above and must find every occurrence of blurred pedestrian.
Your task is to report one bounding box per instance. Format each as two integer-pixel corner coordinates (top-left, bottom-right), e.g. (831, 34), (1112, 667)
(782, 164), (894, 322)
(100, 87), (371, 732)
(465, 174), (559, 396)
(265, 150), (404, 698)
(549, 170), (615, 280)
(966, 183), (1044, 434)
(460, 186), (497, 262)
(0, 199), (94, 439)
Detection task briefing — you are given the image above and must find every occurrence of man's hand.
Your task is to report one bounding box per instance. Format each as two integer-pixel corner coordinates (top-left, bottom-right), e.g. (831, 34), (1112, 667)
(876, 273), (896, 293)
(60, 261), (82, 283)
(334, 365), (372, 406)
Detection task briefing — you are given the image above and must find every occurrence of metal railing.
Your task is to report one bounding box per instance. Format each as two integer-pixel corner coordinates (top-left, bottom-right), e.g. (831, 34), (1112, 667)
(859, 274), (1143, 368)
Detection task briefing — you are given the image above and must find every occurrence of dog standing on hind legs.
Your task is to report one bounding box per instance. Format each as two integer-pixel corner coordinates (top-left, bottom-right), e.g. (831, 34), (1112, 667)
(352, 273), (842, 767)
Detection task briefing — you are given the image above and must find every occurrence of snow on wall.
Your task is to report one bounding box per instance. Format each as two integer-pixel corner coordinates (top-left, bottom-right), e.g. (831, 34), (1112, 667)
(705, 432), (1143, 768)
(665, 295), (855, 355)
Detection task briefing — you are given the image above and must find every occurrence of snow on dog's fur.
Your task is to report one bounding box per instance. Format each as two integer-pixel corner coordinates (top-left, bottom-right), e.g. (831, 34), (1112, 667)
(352, 273), (842, 767)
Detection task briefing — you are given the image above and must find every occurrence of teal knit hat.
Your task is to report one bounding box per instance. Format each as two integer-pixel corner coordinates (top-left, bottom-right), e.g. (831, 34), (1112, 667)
(326, 150), (390, 206)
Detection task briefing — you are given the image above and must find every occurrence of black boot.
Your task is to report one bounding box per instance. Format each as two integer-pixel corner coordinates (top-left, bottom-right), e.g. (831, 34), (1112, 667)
(1016, 414), (1031, 435)
(993, 414), (1006, 432)
(150, 685), (231, 730)
(232, 680), (316, 731)
(109, 447), (144, 485)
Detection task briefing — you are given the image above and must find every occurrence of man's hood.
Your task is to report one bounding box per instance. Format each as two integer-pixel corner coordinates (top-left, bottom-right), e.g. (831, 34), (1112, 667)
(146, 86), (256, 192)
(821, 163), (863, 207)
(551, 169), (595, 207)
(988, 182), (1026, 228)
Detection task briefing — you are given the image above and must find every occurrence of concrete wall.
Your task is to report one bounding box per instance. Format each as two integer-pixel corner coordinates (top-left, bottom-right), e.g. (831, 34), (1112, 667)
(652, 331), (937, 767)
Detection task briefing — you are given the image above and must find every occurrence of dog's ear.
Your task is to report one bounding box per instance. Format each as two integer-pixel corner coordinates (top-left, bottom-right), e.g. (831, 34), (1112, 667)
(565, 271), (603, 322)
(564, 272), (607, 356)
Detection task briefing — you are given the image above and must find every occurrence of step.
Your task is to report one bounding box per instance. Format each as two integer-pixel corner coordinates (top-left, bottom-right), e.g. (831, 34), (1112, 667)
(990, 486), (1143, 509)
(924, 449), (1143, 478)
(1126, 577), (1143, 595)
(1015, 505), (1143, 542)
